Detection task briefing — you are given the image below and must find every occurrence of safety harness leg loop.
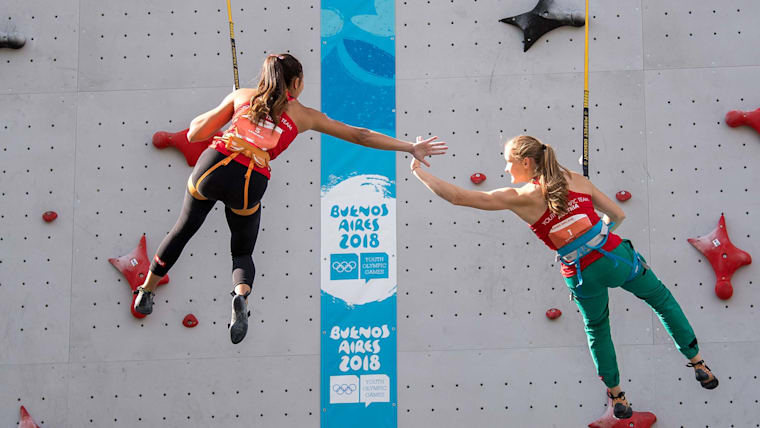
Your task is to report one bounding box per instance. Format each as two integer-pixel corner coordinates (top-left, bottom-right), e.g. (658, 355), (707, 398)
(187, 153), (240, 200)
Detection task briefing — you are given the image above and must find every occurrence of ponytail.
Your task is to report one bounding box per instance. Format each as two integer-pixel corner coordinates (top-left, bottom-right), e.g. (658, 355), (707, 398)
(508, 135), (572, 217)
(247, 53), (303, 127)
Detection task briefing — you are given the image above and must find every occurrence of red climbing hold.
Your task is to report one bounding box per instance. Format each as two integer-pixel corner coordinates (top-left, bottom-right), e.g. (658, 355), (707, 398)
(725, 107), (760, 135)
(19, 406), (40, 428)
(42, 211), (58, 222)
(687, 214), (752, 300)
(109, 235), (169, 318)
(470, 173), (486, 184)
(152, 128), (221, 166)
(714, 280), (733, 301)
(183, 314), (199, 328)
(615, 191), (631, 202)
(546, 308), (562, 319)
(588, 397), (657, 428)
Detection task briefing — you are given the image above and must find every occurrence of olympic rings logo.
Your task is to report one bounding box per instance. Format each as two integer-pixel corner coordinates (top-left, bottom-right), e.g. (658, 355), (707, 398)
(332, 261), (357, 273)
(332, 383), (357, 395)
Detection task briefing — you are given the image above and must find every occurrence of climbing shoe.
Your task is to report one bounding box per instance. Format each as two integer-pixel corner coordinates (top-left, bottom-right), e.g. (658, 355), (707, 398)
(686, 360), (719, 389)
(229, 291), (251, 344)
(133, 286), (155, 315)
(607, 390), (633, 419)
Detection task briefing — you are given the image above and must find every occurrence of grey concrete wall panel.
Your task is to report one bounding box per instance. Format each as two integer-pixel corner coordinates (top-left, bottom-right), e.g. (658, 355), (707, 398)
(1, 0), (79, 94)
(645, 66), (760, 345)
(397, 0), (643, 80)
(398, 347), (606, 427)
(77, 0), (320, 92)
(0, 93), (77, 364)
(643, 341), (758, 428)
(0, 364), (69, 427)
(398, 341), (758, 427)
(229, 1), (321, 88)
(396, 70), (653, 352)
(643, 0), (760, 70)
(69, 85), (322, 363)
(66, 356), (319, 428)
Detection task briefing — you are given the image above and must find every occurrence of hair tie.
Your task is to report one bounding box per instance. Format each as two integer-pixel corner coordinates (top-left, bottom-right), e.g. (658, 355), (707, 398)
(542, 144), (547, 151)
(269, 54), (284, 60)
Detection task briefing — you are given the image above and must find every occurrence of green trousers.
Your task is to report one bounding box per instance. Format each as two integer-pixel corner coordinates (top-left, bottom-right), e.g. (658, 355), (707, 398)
(563, 240), (699, 388)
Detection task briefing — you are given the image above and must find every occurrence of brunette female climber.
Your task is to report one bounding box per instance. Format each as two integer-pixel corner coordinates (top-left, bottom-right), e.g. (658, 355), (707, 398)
(410, 134), (717, 419)
(132, 53), (447, 344)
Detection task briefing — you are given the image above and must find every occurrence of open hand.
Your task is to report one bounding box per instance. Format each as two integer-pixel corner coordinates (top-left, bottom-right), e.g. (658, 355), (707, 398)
(411, 136), (447, 167)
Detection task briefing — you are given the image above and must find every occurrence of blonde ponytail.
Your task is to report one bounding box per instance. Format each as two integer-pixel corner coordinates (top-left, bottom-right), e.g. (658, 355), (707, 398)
(508, 135), (572, 217)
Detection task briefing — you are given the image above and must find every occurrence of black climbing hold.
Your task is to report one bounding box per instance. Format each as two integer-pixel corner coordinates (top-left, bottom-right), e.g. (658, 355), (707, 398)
(0, 29), (26, 49)
(500, 0), (585, 52)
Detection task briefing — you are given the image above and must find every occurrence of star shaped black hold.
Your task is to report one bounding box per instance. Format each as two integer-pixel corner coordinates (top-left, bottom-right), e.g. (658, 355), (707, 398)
(500, 0), (585, 52)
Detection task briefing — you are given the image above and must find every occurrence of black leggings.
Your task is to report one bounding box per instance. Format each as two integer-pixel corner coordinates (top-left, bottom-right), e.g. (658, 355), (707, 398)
(149, 148), (268, 289)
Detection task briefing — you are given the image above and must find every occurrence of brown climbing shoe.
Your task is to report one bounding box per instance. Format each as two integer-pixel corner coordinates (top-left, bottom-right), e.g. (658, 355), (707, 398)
(686, 360), (719, 390)
(607, 390), (633, 419)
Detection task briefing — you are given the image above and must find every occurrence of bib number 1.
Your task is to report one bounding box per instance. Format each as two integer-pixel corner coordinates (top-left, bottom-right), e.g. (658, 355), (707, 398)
(549, 214), (593, 248)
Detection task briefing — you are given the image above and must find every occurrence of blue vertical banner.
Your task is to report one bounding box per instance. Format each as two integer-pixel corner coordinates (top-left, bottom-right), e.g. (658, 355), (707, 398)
(320, 1), (397, 427)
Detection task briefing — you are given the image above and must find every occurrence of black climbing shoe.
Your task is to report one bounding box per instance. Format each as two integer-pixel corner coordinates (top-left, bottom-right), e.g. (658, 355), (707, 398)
(686, 360), (719, 390)
(229, 291), (251, 344)
(133, 286), (155, 315)
(607, 390), (633, 419)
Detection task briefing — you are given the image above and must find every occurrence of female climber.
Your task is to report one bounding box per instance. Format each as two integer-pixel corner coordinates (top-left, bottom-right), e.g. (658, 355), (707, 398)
(410, 134), (717, 419)
(132, 53), (447, 344)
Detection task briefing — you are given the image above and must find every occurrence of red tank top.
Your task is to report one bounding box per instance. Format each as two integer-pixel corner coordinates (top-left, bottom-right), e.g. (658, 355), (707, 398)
(529, 189), (622, 277)
(211, 100), (299, 179)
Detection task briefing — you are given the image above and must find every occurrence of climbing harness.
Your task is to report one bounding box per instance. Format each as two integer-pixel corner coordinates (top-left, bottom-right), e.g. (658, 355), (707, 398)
(186, 131), (271, 216)
(556, 220), (648, 287)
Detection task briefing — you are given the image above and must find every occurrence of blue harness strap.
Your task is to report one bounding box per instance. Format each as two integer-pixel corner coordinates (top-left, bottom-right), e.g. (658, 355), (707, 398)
(556, 220), (605, 259)
(556, 222), (645, 287)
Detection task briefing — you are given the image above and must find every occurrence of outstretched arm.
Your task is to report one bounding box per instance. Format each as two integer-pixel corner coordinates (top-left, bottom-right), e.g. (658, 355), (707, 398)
(187, 90), (241, 142)
(305, 108), (447, 166)
(410, 155), (519, 211)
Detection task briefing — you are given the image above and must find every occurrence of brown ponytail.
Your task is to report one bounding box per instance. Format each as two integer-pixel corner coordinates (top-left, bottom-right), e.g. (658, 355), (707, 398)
(508, 135), (572, 217)
(247, 53), (303, 127)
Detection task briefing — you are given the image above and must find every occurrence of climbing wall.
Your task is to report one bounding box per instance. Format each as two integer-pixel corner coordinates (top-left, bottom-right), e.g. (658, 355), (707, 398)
(395, 0), (759, 426)
(0, 1), (757, 428)
(1, 1), (322, 427)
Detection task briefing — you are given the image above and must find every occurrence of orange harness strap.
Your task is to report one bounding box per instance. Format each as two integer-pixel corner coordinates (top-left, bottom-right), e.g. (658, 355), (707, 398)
(187, 153), (239, 200)
(229, 201), (260, 216)
(187, 176), (205, 200)
(228, 159), (261, 216)
(187, 134), (265, 217)
(217, 133), (271, 170)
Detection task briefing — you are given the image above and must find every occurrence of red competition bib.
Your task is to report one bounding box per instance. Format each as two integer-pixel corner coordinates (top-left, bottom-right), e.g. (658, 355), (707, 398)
(229, 113), (282, 150)
(548, 213), (593, 248)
